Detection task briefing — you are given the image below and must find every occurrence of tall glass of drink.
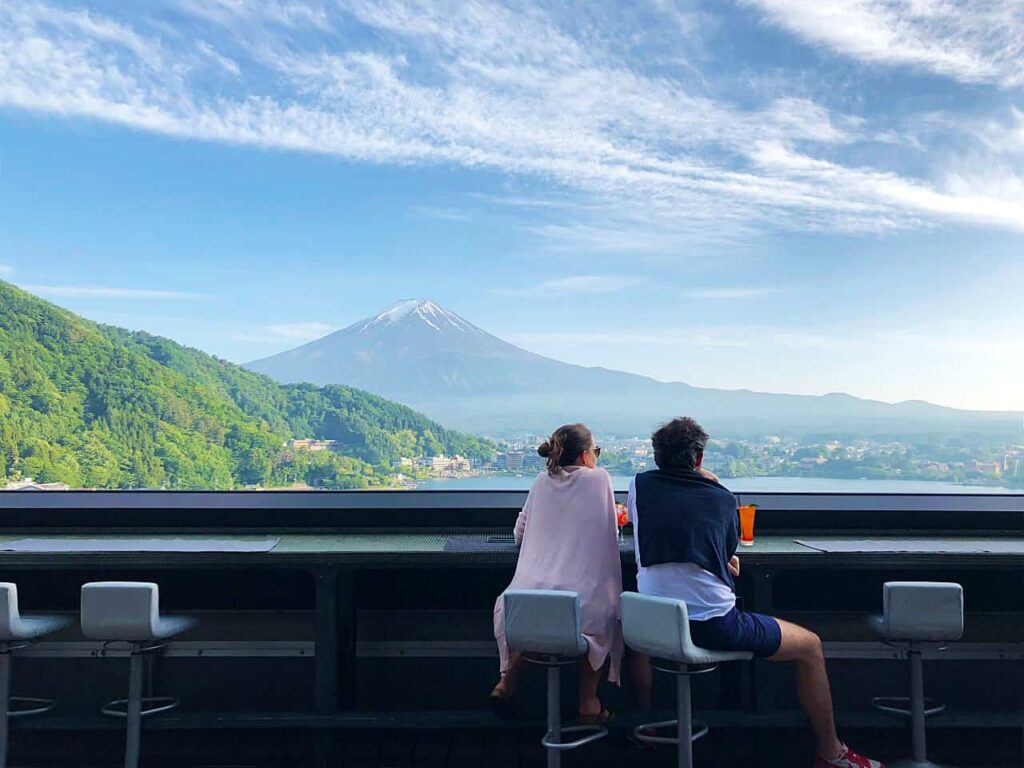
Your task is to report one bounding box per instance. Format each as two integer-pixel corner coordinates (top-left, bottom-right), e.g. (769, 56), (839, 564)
(739, 504), (757, 546)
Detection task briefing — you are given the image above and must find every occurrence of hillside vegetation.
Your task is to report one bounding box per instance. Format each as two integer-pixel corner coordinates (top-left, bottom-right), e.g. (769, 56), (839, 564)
(0, 281), (491, 489)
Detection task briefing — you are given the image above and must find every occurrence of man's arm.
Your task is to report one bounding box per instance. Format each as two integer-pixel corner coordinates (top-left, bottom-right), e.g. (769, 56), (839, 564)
(728, 555), (740, 577)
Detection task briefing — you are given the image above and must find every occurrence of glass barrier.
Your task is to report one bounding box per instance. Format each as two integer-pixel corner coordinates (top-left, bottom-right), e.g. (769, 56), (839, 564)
(1, 3), (1021, 497)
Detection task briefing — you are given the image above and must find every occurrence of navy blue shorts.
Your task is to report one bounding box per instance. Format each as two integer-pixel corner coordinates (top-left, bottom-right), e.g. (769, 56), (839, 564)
(689, 608), (782, 658)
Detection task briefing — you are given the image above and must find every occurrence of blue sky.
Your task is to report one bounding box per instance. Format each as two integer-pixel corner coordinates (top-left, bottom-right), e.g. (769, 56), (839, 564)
(0, 0), (1022, 411)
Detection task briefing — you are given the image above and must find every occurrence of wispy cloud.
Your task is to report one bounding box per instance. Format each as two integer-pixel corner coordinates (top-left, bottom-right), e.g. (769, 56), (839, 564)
(741, 0), (1024, 88)
(264, 322), (336, 340)
(229, 322), (337, 345)
(0, 0), (1022, 249)
(471, 193), (591, 211)
(410, 205), (473, 222)
(685, 287), (779, 300)
(504, 329), (749, 350)
(498, 274), (644, 297)
(20, 284), (211, 300)
(0, 264), (12, 275)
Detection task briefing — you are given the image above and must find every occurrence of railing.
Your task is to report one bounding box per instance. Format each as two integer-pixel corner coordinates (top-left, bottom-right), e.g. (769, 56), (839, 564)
(0, 491), (1020, 532)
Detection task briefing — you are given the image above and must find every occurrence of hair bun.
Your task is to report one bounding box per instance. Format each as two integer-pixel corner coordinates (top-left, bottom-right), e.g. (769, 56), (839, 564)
(539, 431), (569, 473)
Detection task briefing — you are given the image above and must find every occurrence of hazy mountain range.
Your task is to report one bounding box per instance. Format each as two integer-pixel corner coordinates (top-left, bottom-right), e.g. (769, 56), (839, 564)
(247, 299), (1021, 439)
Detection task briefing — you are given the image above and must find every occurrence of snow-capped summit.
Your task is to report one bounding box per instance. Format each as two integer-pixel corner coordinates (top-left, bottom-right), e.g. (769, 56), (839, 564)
(355, 299), (484, 335)
(246, 298), (540, 402)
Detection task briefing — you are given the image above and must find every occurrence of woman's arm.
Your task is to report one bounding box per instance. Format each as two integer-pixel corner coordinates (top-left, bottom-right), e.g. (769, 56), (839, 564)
(513, 490), (531, 546)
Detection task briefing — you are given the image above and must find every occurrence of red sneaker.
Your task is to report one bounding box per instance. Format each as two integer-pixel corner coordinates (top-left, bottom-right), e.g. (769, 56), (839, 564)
(813, 744), (885, 768)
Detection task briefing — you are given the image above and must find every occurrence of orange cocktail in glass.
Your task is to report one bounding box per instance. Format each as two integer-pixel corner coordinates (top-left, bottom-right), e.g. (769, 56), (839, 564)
(615, 503), (628, 543)
(739, 504), (757, 546)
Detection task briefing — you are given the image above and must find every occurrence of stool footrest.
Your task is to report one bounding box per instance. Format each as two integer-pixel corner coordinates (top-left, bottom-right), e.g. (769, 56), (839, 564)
(632, 718), (709, 745)
(101, 696), (180, 719)
(8, 696), (56, 718)
(871, 696), (945, 718)
(541, 724), (607, 751)
(651, 661), (718, 676)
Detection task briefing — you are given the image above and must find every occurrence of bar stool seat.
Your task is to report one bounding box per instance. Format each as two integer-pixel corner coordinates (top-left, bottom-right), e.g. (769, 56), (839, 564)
(81, 582), (197, 768)
(0, 583), (72, 768)
(503, 589), (607, 768)
(621, 592), (751, 768)
(870, 581), (963, 768)
(2, 615), (70, 642)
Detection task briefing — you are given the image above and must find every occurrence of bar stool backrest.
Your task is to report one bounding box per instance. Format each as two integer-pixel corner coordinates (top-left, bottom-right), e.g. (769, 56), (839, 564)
(883, 581), (964, 642)
(0, 583), (20, 641)
(621, 592), (693, 661)
(621, 592), (753, 665)
(81, 582), (160, 642)
(503, 589), (587, 657)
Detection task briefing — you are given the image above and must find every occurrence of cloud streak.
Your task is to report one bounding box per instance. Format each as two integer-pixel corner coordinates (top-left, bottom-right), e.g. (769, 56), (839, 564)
(20, 284), (211, 300)
(264, 322), (337, 341)
(742, 0), (1024, 88)
(685, 287), (779, 300)
(1, 0), (1022, 251)
(497, 274), (645, 297)
(228, 322), (338, 345)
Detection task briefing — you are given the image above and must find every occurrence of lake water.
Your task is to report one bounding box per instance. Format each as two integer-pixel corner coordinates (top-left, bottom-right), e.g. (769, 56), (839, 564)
(419, 475), (1019, 493)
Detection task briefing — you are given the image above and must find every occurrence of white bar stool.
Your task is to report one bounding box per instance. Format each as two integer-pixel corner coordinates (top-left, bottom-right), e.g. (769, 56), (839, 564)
(621, 592), (751, 768)
(0, 583), (72, 768)
(503, 589), (608, 768)
(871, 581), (964, 768)
(80, 582), (197, 768)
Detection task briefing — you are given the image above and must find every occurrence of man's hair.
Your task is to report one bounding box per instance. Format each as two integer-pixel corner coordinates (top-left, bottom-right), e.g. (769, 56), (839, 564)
(652, 417), (709, 471)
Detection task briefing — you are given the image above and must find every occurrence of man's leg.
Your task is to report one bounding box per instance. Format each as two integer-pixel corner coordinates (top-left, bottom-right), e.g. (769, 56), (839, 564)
(767, 619), (843, 760)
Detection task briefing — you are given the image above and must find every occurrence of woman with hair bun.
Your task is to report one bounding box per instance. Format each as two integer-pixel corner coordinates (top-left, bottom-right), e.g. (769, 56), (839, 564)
(490, 423), (622, 725)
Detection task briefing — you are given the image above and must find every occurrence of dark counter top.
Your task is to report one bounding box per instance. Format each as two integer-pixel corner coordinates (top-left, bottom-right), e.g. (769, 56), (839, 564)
(0, 533), (1020, 569)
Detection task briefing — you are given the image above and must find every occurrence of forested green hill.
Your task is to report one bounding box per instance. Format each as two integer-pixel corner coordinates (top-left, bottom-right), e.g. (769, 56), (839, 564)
(0, 281), (492, 489)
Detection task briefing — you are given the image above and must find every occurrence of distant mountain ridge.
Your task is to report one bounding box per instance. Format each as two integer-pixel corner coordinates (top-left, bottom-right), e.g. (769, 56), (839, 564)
(247, 299), (1021, 438)
(0, 283), (490, 489)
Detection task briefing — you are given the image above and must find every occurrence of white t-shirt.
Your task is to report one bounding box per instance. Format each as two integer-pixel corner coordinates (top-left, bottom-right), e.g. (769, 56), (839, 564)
(627, 475), (736, 621)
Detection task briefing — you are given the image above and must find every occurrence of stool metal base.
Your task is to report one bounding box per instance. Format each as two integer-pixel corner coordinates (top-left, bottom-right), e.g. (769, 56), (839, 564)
(8, 697), (56, 718)
(541, 724), (607, 750)
(638, 661), (718, 768)
(103, 644), (181, 768)
(2, 648), (60, 768)
(873, 644), (949, 766)
(872, 696), (945, 718)
(521, 654), (608, 768)
(632, 718), (709, 746)
(101, 696), (180, 719)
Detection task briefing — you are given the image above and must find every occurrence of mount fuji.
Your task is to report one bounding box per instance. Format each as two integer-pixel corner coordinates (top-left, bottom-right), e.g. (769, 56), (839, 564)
(246, 299), (1020, 438)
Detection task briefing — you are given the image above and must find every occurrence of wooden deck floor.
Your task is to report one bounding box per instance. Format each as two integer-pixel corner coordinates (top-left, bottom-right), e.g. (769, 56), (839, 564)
(14, 726), (1023, 768)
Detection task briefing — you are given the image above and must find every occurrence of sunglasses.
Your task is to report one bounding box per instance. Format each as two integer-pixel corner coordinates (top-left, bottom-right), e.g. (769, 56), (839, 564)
(591, 446), (602, 458)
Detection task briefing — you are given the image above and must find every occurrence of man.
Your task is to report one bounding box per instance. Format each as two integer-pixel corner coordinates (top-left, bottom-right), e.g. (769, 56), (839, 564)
(627, 417), (883, 768)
